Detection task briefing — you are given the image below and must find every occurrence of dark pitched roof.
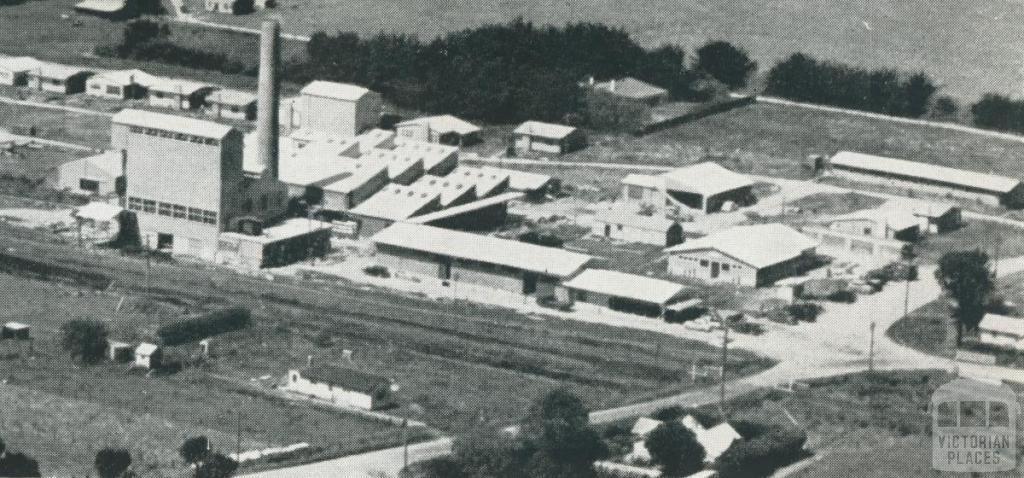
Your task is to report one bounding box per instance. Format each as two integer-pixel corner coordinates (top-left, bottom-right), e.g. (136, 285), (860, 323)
(302, 366), (390, 394)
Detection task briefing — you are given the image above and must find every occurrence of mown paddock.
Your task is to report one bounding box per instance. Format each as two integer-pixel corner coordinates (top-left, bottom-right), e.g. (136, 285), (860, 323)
(0, 222), (775, 439)
(0, 272), (419, 478)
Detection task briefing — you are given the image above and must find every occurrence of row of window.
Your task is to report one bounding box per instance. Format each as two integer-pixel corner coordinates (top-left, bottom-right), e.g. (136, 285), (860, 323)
(678, 256), (739, 272)
(127, 196), (218, 224)
(127, 125), (219, 146)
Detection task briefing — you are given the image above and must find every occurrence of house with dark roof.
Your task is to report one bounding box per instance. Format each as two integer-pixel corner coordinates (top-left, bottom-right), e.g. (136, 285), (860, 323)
(285, 365), (394, 410)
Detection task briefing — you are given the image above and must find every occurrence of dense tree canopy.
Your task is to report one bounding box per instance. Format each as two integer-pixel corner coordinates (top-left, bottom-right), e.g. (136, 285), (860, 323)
(646, 421), (705, 476)
(694, 41), (756, 89)
(179, 436), (210, 465)
(95, 448), (132, 478)
(765, 53), (937, 118)
(60, 319), (109, 364)
(971, 94), (1024, 133)
(936, 250), (993, 345)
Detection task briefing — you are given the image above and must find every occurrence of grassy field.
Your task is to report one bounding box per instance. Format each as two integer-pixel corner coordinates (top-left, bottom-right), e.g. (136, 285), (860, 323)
(565, 102), (1024, 179)
(0, 222), (774, 474)
(197, 0), (1023, 102)
(0, 272), (419, 478)
(0, 0), (307, 90)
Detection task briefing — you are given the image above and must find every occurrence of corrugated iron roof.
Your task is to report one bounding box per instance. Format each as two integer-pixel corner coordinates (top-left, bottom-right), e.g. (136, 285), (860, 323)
(667, 223), (817, 269)
(831, 151), (1021, 194)
(562, 269), (687, 305)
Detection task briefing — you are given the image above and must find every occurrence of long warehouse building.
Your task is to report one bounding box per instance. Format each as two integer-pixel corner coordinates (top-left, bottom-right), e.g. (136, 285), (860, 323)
(371, 223), (594, 295)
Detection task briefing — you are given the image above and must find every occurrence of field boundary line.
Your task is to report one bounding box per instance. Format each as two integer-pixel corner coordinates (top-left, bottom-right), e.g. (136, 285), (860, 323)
(748, 94), (1024, 144)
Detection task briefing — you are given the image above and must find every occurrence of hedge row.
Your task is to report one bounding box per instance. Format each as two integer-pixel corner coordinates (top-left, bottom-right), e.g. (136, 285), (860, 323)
(157, 307), (251, 346)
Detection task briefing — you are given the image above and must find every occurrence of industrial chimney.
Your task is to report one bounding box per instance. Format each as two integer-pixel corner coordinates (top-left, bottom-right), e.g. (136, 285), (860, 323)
(256, 20), (280, 180)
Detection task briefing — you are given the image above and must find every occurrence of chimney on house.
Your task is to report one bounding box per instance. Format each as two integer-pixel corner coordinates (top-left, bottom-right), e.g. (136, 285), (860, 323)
(256, 20), (280, 180)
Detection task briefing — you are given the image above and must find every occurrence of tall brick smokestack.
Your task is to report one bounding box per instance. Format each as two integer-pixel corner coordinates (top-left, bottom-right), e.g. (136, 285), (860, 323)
(256, 20), (280, 180)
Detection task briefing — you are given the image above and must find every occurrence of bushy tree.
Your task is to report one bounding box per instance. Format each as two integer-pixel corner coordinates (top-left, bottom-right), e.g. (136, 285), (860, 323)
(715, 427), (806, 478)
(646, 421), (705, 476)
(971, 94), (1024, 133)
(231, 0), (253, 14)
(179, 436), (210, 465)
(60, 319), (109, 364)
(765, 53), (937, 118)
(694, 41), (756, 89)
(936, 250), (993, 345)
(0, 443), (40, 478)
(400, 457), (466, 478)
(193, 453), (237, 478)
(521, 389), (607, 478)
(452, 426), (531, 478)
(95, 448), (132, 478)
(932, 95), (959, 117)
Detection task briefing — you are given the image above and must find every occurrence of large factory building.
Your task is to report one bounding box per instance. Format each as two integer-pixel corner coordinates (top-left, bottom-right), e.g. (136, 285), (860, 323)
(116, 21), (330, 267)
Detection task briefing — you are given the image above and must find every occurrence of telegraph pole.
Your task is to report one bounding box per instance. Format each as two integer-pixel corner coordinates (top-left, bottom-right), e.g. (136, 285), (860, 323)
(719, 314), (729, 412)
(868, 321), (876, 374)
(236, 411), (242, 459)
(402, 418), (409, 471)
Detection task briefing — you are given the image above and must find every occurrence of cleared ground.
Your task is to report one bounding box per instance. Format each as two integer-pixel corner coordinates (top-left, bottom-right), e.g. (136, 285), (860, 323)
(0, 222), (774, 475)
(198, 0), (1022, 102)
(0, 272), (417, 478)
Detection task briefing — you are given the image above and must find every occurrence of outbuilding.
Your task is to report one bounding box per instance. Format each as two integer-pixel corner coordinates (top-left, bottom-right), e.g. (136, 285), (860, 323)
(481, 166), (553, 200)
(205, 89), (258, 121)
(284, 366), (393, 410)
(85, 69), (156, 100)
(372, 223), (594, 295)
(589, 76), (669, 106)
(977, 314), (1024, 351)
(558, 269), (689, 318)
(829, 151), (1024, 207)
(147, 78), (217, 110)
(1, 322), (30, 340)
(134, 343), (162, 369)
(827, 206), (921, 242)
(513, 121), (585, 155)
(667, 224), (818, 287)
(592, 207), (682, 246)
(27, 64), (93, 94)
(0, 57), (41, 86)
(396, 114), (481, 146)
(621, 162), (754, 214)
(107, 340), (134, 362)
(57, 150), (123, 196)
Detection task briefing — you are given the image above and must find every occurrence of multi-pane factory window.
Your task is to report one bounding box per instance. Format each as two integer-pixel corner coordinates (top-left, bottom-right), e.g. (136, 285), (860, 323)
(127, 196), (217, 225)
(124, 124), (220, 146)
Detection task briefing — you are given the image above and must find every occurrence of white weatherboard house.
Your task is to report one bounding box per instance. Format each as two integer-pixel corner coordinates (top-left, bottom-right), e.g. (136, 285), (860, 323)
(285, 366), (393, 410)
(205, 89), (258, 121)
(977, 314), (1024, 351)
(147, 78), (217, 110)
(592, 207), (683, 246)
(829, 151), (1024, 207)
(0, 57), (42, 86)
(27, 64), (93, 94)
(513, 121), (585, 155)
(396, 114), (481, 145)
(627, 415), (741, 465)
(826, 205), (921, 242)
(85, 69), (157, 100)
(667, 224), (818, 287)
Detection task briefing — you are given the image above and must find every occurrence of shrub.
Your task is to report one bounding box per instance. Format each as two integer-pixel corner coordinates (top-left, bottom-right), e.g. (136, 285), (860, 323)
(827, 290), (857, 303)
(179, 436), (209, 465)
(60, 319), (110, 364)
(0, 451), (40, 477)
(363, 265), (391, 278)
(646, 421), (705, 476)
(730, 321), (765, 335)
(787, 303), (823, 322)
(715, 427), (807, 478)
(95, 448), (132, 478)
(694, 41), (757, 89)
(157, 307), (251, 346)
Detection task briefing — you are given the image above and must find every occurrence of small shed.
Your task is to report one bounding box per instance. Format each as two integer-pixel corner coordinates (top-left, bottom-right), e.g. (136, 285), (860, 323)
(205, 89), (257, 121)
(396, 115), (481, 146)
(977, 314), (1024, 351)
(592, 207), (683, 246)
(1, 322), (30, 340)
(559, 269), (690, 318)
(107, 340), (133, 362)
(513, 121), (585, 155)
(134, 342), (162, 369)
